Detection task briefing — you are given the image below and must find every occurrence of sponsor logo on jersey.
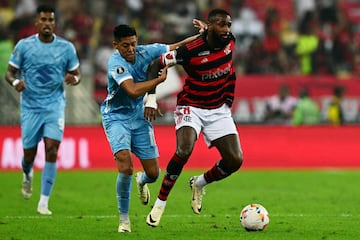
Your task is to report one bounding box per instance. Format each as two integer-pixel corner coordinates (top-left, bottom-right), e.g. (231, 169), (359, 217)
(116, 66), (125, 74)
(201, 58), (208, 63)
(198, 50), (210, 56)
(201, 64), (231, 81)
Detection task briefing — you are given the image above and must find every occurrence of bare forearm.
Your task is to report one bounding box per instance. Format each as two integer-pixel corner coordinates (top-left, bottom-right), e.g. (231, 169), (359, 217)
(147, 58), (163, 81)
(123, 75), (165, 99)
(169, 34), (200, 51)
(5, 66), (18, 86)
(131, 79), (162, 97)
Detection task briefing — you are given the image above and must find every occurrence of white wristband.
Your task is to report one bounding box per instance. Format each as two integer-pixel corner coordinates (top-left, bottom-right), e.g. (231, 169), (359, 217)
(12, 79), (21, 87)
(74, 75), (80, 83)
(145, 94), (157, 109)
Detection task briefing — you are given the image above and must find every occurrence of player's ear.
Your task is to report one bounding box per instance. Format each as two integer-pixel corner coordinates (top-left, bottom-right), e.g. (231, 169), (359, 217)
(206, 20), (213, 30)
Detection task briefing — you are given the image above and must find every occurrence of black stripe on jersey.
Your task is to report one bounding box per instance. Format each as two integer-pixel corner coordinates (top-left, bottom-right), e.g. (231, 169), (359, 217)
(186, 72), (235, 94)
(178, 73), (236, 108)
(186, 38), (204, 51)
(193, 53), (233, 72)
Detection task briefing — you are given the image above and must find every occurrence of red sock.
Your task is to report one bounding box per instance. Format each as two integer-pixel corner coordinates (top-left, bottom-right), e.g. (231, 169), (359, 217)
(158, 154), (187, 201)
(204, 160), (228, 184)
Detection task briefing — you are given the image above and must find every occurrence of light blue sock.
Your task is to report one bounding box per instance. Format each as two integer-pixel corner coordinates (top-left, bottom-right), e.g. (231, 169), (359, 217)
(116, 173), (132, 214)
(22, 157), (34, 175)
(41, 162), (57, 196)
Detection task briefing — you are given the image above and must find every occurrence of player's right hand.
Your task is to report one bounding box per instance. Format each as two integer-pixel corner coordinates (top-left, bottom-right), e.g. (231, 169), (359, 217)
(158, 66), (168, 82)
(144, 106), (163, 122)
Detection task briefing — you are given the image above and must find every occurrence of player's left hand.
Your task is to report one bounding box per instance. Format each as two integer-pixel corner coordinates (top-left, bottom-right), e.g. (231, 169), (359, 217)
(144, 107), (163, 122)
(193, 18), (207, 33)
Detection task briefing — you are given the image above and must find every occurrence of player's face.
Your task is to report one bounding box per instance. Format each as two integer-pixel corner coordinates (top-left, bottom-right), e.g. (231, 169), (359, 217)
(113, 36), (138, 63)
(35, 12), (55, 40)
(209, 14), (232, 45)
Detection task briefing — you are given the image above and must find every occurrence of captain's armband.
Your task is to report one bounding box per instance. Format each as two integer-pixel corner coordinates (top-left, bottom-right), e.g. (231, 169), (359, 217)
(160, 51), (177, 67)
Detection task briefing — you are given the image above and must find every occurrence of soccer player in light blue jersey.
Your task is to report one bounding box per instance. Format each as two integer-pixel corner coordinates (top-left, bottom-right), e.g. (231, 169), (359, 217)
(100, 24), (203, 233)
(5, 5), (81, 215)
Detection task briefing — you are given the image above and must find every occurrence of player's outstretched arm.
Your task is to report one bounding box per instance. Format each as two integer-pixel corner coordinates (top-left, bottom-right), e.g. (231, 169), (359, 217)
(168, 18), (206, 51)
(122, 65), (168, 99)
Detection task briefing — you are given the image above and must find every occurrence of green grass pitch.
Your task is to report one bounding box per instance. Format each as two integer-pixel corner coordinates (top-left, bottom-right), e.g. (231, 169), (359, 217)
(1, 169), (360, 240)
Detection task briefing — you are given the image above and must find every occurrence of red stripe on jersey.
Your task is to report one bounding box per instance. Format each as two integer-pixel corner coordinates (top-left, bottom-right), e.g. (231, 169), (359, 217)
(189, 42), (234, 67)
(186, 38), (204, 51)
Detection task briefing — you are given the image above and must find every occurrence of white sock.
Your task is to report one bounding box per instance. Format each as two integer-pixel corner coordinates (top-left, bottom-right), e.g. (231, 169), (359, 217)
(195, 174), (207, 188)
(154, 198), (166, 207)
(38, 195), (49, 208)
(120, 214), (129, 222)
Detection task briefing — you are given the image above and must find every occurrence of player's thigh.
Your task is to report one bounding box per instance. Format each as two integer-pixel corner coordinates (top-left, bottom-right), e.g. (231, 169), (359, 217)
(131, 119), (159, 160)
(21, 111), (43, 149)
(202, 106), (238, 147)
(174, 106), (202, 138)
(204, 117), (238, 142)
(212, 133), (242, 158)
(43, 110), (65, 142)
(102, 118), (131, 155)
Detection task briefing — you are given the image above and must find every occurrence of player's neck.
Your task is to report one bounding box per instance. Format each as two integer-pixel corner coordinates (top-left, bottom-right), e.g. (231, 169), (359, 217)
(206, 33), (224, 50)
(38, 34), (54, 43)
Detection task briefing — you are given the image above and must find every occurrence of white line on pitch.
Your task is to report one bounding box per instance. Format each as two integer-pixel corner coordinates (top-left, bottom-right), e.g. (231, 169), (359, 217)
(3, 213), (357, 219)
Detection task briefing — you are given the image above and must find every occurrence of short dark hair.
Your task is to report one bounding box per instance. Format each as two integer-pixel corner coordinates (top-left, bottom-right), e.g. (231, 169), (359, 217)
(208, 8), (230, 21)
(113, 24), (137, 41)
(36, 5), (55, 14)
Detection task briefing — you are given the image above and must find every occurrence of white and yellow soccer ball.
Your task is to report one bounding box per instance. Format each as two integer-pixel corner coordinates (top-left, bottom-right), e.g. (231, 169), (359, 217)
(240, 203), (270, 231)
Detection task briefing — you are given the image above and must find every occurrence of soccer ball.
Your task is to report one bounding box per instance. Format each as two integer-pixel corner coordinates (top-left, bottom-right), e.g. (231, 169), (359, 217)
(240, 203), (269, 231)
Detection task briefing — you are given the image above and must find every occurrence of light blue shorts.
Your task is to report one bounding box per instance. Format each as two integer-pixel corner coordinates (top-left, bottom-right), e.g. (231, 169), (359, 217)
(102, 116), (159, 160)
(21, 110), (65, 149)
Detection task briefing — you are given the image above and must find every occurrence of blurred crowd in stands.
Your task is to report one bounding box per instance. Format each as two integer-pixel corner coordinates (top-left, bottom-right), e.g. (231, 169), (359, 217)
(0, 0), (358, 124)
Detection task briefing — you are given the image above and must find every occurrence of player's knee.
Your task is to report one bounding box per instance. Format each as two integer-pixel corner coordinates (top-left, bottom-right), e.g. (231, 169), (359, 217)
(228, 150), (243, 172)
(235, 151), (243, 170)
(176, 144), (193, 160)
(116, 159), (133, 175)
(118, 165), (133, 175)
(146, 168), (160, 181)
(45, 146), (59, 162)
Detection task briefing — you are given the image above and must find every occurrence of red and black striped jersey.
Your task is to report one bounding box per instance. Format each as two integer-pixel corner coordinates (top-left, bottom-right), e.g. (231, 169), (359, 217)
(174, 33), (236, 109)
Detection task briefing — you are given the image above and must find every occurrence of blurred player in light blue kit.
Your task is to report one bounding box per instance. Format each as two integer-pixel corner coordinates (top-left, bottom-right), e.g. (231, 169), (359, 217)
(5, 5), (81, 215)
(100, 24), (203, 233)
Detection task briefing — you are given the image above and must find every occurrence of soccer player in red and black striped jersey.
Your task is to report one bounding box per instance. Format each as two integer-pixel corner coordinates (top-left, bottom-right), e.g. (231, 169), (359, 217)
(146, 9), (243, 227)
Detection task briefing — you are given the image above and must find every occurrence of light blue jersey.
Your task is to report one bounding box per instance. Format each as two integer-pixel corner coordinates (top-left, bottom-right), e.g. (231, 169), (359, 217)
(100, 44), (168, 120)
(101, 43), (168, 157)
(9, 34), (80, 112)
